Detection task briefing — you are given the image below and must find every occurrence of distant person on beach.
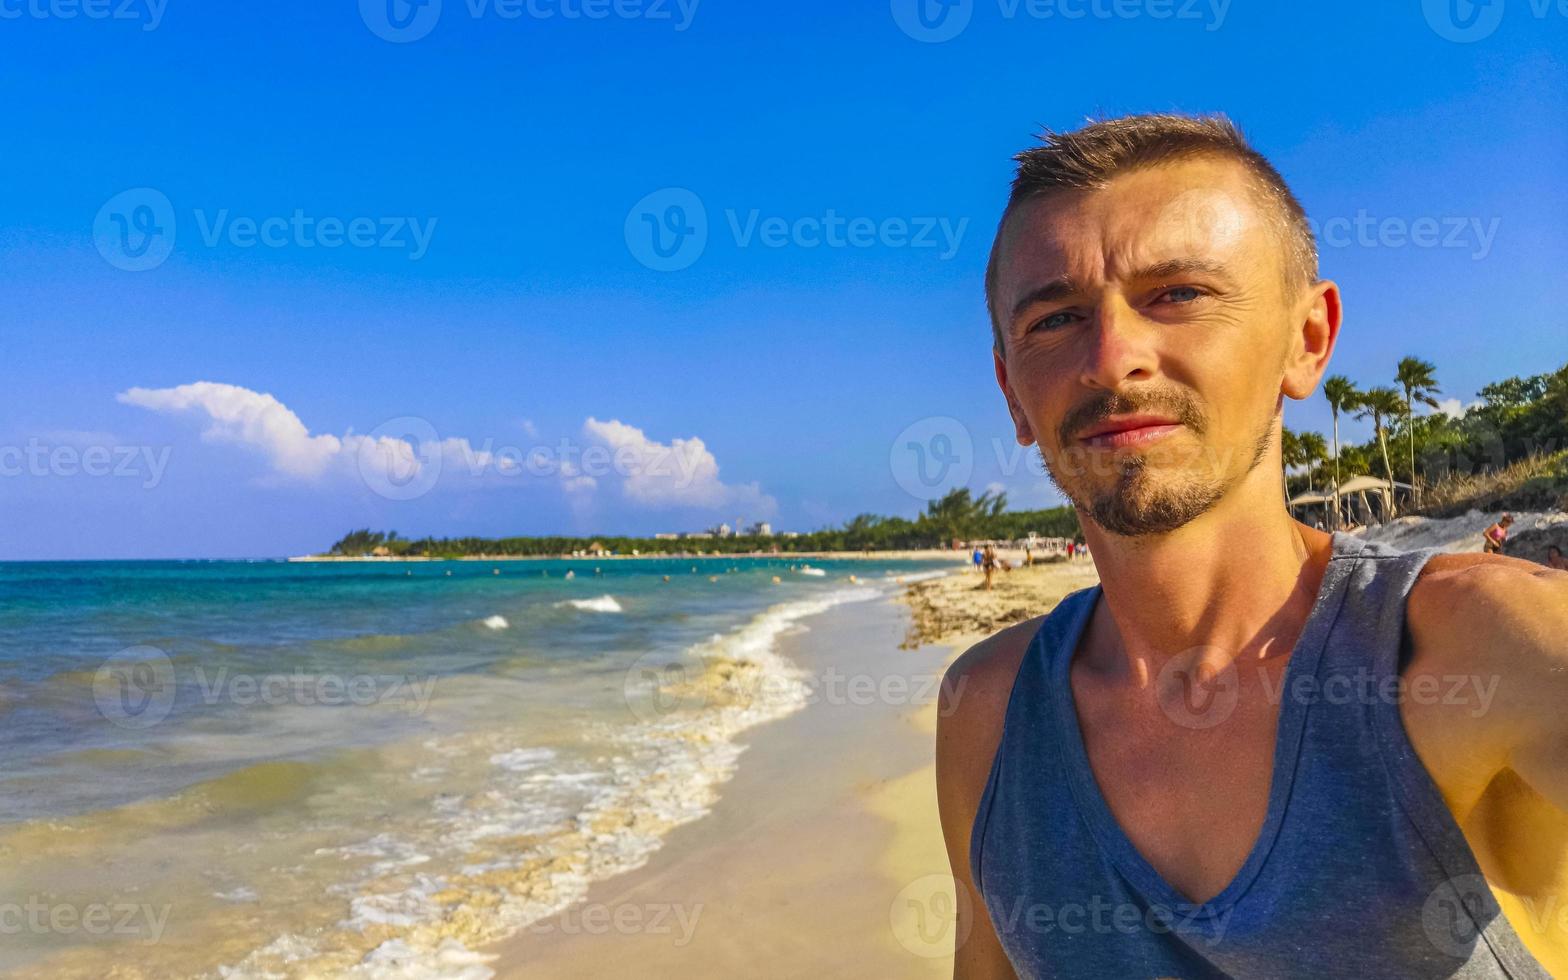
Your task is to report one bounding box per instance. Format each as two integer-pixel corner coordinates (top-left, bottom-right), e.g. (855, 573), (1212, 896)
(972, 547), (984, 574)
(1482, 513), (1514, 554)
(937, 113), (1567, 978)
(981, 545), (999, 591)
(1547, 544), (1566, 571)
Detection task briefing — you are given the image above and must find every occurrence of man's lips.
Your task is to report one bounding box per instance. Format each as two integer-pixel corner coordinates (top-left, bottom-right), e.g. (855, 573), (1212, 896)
(1076, 415), (1182, 449)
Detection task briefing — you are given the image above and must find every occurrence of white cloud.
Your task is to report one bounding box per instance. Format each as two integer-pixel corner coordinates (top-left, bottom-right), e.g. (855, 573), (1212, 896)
(118, 383), (771, 516)
(1432, 397), (1483, 420)
(580, 417), (776, 516)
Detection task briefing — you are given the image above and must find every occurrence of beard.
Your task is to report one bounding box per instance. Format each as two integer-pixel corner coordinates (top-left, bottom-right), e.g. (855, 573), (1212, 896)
(1042, 405), (1274, 537)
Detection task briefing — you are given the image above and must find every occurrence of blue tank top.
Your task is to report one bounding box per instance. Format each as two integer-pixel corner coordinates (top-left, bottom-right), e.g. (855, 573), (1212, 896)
(970, 531), (1550, 978)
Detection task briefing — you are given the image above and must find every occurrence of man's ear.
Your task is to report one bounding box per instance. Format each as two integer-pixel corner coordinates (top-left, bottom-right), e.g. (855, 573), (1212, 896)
(994, 348), (1037, 446)
(1282, 279), (1342, 401)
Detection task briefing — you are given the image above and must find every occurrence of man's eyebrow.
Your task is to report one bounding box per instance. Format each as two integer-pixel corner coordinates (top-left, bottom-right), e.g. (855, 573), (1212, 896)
(1009, 276), (1083, 320)
(1129, 258), (1235, 284)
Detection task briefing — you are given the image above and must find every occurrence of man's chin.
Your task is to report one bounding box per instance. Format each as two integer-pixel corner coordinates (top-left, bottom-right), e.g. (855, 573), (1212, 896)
(1077, 474), (1226, 538)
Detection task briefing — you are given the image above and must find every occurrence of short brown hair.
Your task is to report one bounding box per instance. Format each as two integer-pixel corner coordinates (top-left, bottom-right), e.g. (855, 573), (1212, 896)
(986, 113), (1318, 349)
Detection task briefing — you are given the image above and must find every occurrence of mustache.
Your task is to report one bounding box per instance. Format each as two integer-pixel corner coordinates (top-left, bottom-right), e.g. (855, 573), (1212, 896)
(1058, 387), (1207, 445)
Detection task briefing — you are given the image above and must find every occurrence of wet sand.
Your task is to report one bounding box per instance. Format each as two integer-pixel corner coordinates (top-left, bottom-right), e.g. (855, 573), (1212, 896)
(485, 558), (1102, 977)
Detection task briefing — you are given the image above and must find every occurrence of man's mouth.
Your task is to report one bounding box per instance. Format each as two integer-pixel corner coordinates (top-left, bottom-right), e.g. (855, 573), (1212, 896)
(1076, 414), (1182, 450)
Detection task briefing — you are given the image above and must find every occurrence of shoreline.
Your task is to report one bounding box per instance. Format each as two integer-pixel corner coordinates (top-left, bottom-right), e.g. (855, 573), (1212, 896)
(481, 559), (1101, 977)
(287, 550), (973, 563)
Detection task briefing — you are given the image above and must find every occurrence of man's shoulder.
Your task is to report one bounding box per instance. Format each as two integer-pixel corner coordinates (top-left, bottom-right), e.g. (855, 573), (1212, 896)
(936, 614), (1052, 839)
(940, 615), (1047, 724)
(1406, 549), (1568, 688)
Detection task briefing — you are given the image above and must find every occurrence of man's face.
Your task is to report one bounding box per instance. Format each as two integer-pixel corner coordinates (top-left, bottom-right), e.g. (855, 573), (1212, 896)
(991, 156), (1302, 537)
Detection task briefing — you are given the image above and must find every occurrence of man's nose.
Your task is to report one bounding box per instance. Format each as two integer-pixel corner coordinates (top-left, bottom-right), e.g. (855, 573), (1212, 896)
(1077, 295), (1158, 391)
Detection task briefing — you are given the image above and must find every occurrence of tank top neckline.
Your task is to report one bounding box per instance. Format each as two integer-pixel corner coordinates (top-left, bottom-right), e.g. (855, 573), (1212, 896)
(1043, 530), (1370, 915)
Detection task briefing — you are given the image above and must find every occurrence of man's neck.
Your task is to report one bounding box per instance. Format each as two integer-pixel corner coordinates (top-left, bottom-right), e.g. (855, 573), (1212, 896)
(1078, 487), (1333, 684)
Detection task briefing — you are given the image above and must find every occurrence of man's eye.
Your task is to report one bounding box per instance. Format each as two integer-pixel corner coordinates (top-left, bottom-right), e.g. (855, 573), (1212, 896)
(1155, 286), (1203, 304)
(1032, 310), (1079, 332)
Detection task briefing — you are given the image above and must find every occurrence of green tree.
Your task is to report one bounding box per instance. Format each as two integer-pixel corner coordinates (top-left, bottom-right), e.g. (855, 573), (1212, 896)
(1395, 357), (1442, 506)
(1322, 375), (1359, 494)
(1299, 431), (1328, 493)
(1353, 387), (1407, 516)
(1281, 426), (1304, 498)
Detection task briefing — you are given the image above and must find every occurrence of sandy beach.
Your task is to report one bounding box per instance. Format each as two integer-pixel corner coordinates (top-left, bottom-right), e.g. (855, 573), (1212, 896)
(484, 555), (1103, 977)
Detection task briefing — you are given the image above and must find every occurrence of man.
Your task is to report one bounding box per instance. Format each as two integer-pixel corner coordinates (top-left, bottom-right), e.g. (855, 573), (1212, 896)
(1482, 513), (1515, 555)
(1547, 544), (1566, 571)
(936, 114), (1568, 978)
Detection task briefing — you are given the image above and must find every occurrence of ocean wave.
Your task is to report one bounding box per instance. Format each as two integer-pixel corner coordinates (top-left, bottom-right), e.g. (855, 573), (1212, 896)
(219, 585), (879, 979)
(480, 615), (509, 630)
(555, 595), (622, 613)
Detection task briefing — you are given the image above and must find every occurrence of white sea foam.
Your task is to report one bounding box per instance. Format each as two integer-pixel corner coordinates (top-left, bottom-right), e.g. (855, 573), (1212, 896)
(487, 747), (557, 772)
(890, 569), (952, 584)
(556, 594), (622, 613)
(347, 939), (497, 980)
(797, 567), (826, 577)
(223, 584), (882, 980)
(480, 615), (509, 630)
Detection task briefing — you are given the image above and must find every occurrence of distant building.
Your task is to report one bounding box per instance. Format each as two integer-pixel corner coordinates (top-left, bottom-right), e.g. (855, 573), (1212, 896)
(684, 532), (713, 540)
(780, 531), (799, 539)
(654, 533), (680, 540)
(713, 523), (733, 537)
(749, 522), (773, 537)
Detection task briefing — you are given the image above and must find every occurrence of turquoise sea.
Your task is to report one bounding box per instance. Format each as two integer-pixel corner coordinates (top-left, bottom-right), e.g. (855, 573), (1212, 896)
(0, 556), (955, 978)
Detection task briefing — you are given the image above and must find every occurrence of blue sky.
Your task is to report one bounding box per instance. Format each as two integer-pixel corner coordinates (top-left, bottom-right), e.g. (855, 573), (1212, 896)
(2, 0), (1565, 558)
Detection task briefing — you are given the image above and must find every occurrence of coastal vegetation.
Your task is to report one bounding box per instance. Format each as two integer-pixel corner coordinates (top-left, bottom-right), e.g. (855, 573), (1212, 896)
(1284, 359), (1567, 517)
(326, 490), (1082, 558)
(328, 361), (1566, 558)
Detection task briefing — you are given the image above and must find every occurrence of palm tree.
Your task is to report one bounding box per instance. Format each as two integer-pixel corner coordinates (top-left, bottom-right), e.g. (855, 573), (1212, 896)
(1395, 357), (1442, 507)
(1353, 386), (1407, 518)
(1321, 376), (1360, 530)
(1281, 425), (1303, 498)
(1299, 432), (1328, 493)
